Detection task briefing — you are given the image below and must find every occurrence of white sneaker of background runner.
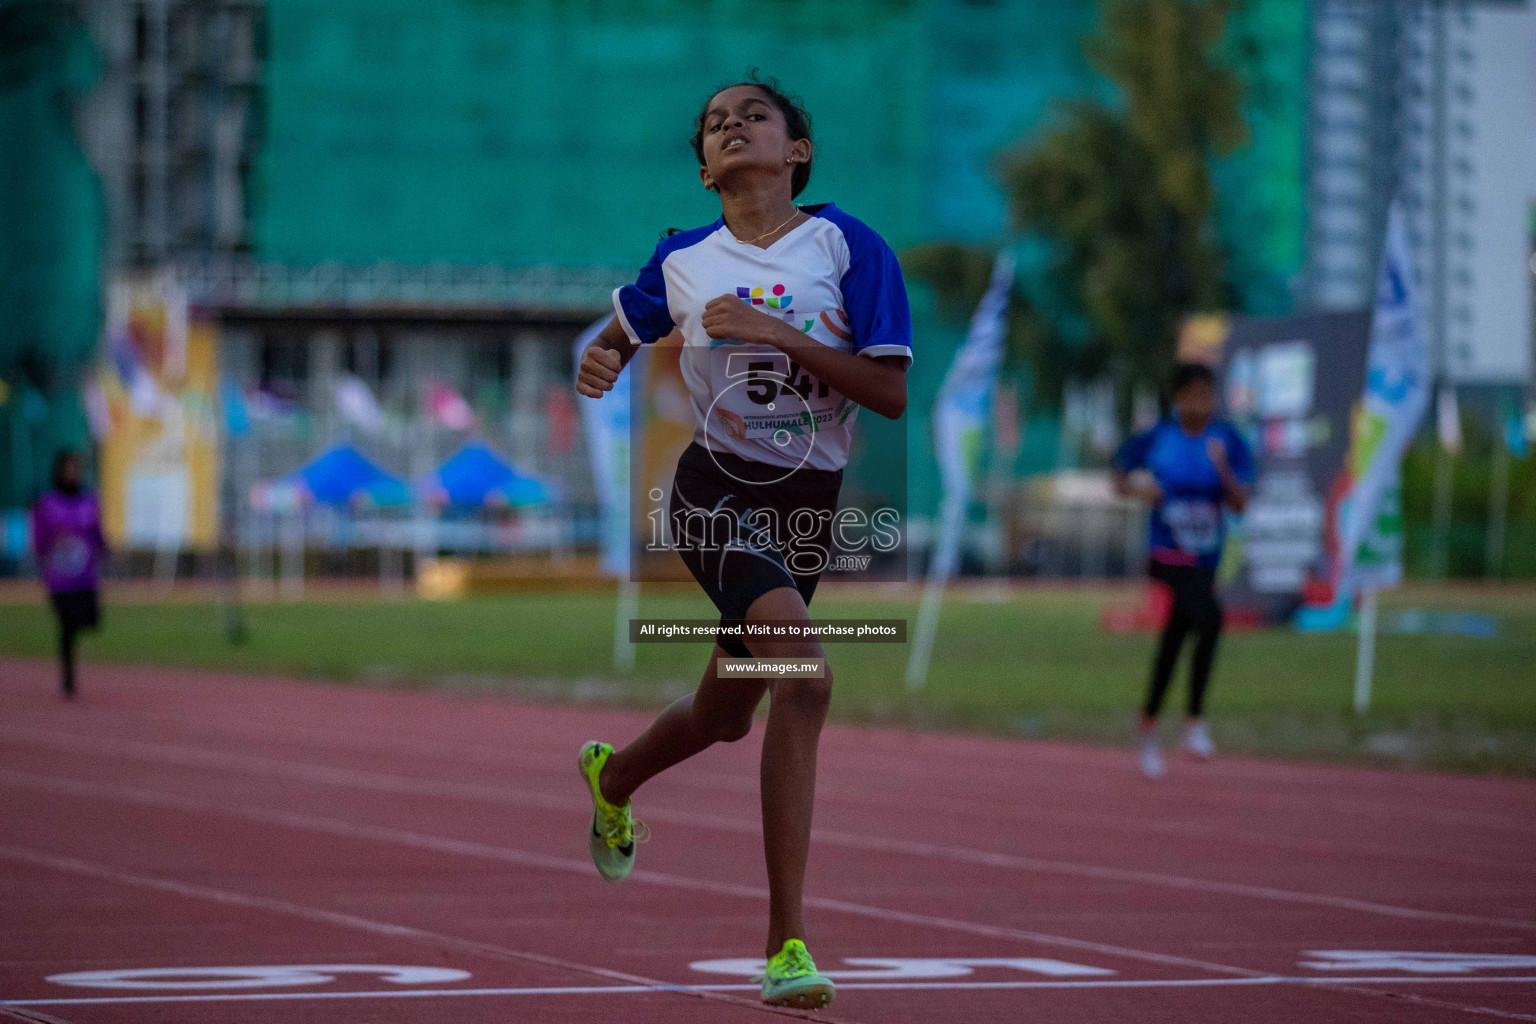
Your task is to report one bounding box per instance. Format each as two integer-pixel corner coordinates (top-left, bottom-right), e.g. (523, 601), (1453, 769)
(1139, 734), (1165, 779)
(1183, 720), (1216, 759)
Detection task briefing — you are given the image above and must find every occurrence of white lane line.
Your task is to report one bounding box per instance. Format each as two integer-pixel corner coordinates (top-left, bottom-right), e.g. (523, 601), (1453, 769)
(0, 845), (855, 1024)
(804, 832), (1536, 934)
(6, 727), (1535, 933)
(15, 706), (1536, 878)
(16, 716), (1536, 855)
(2, 986), (713, 1006)
(6, 975), (1536, 1008)
(9, 656), (1534, 841)
(0, 768), (1260, 978)
(4, 774), (1531, 1022)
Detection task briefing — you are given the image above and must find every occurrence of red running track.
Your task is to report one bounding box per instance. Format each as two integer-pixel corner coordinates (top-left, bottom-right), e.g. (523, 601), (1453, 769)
(2, 657), (1535, 1023)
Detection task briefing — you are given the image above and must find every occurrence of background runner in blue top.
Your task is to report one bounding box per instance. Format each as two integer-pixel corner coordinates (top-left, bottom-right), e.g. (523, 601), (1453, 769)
(1113, 362), (1255, 778)
(1116, 403), (1254, 569)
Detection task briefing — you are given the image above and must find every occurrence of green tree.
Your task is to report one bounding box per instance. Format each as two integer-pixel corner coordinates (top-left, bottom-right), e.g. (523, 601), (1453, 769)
(905, 0), (1251, 414)
(1003, 0), (1248, 405)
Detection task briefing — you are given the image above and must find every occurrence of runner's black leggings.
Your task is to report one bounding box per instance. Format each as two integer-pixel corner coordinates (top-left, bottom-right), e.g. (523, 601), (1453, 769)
(49, 589), (99, 699)
(58, 618), (79, 697)
(1143, 561), (1222, 719)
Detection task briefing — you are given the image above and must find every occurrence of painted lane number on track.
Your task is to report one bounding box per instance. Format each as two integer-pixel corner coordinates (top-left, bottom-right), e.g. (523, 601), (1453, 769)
(691, 957), (1115, 980)
(1301, 952), (1536, 975)
(47, 965), (471, 990)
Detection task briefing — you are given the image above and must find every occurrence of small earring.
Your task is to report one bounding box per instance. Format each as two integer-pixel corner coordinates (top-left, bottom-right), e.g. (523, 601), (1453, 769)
(786, 158), (793, 164)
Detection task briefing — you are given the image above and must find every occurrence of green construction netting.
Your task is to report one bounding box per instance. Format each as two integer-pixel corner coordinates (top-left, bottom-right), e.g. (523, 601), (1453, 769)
(254, 0), (930, 267)
(0, 0), (102, 507)
(255, 0), (1303, 297)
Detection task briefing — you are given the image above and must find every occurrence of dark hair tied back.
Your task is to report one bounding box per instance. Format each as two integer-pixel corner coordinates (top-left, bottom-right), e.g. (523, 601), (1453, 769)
(691, 70), (813, 199)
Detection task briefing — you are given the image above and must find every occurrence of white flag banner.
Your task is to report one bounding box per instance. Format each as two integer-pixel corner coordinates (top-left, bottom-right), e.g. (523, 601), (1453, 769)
(931, 249), (1016, 552)
(1437, 385), (1462, 455)
(1087, 377), (1120, 455)
(908, 250), (1013, 690)
(574, 317), (636, 576)
(335, 375), (387, 434)
(1339, 200), (1433, 593)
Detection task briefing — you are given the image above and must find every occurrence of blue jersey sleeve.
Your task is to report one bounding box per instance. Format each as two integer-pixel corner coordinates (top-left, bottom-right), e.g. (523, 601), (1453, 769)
(1115, 425), (1158, 474)
(822, 209), (912, 365)
(612, 244), (674, 346)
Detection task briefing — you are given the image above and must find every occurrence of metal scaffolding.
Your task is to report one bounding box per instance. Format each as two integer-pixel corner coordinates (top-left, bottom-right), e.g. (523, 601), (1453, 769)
(76, 0), (263, 270)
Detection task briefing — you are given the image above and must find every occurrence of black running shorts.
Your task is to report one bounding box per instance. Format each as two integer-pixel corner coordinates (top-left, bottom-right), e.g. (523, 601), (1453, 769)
(669, 442), (842, 657)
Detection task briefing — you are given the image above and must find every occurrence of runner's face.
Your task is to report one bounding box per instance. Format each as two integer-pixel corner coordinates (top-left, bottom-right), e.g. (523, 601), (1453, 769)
(698, 87), (806, 193)
(57, 457), (81, 491)
(1176, 380), (1216, 425)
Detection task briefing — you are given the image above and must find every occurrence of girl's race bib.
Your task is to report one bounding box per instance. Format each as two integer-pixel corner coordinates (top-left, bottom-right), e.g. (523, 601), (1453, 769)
(707, 335), (852, 442)
(1162, 498), (1221, 556)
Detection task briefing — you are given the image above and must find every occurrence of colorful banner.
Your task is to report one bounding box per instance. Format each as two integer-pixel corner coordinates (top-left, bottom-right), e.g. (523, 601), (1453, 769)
(633, 331), (692, 582)
(219, 378), (250, 438)
(1339, 200), (1433, 593)
(1217, 310), (1372, 623)
(97, 273), (220, 550)
(573, 317), (636, 576)
(425, 381), (474, 432)
(1507, 395), (1530, 459)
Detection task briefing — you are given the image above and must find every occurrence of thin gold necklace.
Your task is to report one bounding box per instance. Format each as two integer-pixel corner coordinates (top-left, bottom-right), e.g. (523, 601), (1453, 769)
(730, 207), (800, 246)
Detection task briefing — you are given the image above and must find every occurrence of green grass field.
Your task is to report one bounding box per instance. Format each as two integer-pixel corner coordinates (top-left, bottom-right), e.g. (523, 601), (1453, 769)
(2, 583), (1533, 774)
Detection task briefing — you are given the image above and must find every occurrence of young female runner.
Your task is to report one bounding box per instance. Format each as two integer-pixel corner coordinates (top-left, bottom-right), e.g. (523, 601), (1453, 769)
(574, 75), (911, 1009)
(1114, 363), (1253, 778)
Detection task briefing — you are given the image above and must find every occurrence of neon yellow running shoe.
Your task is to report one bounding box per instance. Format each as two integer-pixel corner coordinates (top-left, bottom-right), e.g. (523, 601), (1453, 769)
(759, 939), (835, 1009)
(577, 741), (645, 882)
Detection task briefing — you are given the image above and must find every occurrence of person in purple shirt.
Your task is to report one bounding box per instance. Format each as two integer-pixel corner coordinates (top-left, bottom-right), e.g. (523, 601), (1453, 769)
(1115, 364), (1254, 778)
(31, 451), (108, 699)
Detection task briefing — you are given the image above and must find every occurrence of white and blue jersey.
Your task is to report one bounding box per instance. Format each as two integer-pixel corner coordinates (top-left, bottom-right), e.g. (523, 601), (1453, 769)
(1115, 418), (1255, 569)
(612, 202), (912, 471)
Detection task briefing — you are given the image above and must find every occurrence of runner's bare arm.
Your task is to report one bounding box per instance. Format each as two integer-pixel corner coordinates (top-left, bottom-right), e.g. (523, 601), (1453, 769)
(576, 319), (638, 399)
(1114, 470), (1164, 506)
(700, 295), (907, 418)
(1206, 437), (1249, 513)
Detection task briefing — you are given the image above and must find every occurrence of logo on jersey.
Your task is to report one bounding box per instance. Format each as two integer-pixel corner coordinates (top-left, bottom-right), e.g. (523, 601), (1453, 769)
(736, 284), (793, 310)
(722, 286), (849, 343)
(819, 308), (853, 341)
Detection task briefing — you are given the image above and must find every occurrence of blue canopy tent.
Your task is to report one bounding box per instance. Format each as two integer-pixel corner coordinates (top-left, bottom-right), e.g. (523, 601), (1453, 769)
(423, 440), (556, 509)
(244, 445), (411, 597)
(257, 444), (410, 509)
